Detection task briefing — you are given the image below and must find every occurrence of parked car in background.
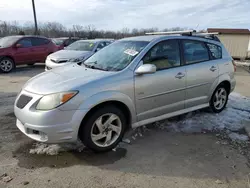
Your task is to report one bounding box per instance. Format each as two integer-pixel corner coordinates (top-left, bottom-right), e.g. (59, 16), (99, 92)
(45, 39), (112, 71)
(15, 31), (236, 152)
(0, 35), (58, 73)
(51, 37), (80, 50)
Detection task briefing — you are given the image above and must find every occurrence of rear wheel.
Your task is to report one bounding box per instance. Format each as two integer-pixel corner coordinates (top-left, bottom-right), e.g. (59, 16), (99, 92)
(0, 57), (14, 73)
(79, 105), (126, 152)
(210, 85), (228, 113)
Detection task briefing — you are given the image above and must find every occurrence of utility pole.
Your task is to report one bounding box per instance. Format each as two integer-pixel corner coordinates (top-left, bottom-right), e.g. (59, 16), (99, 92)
(32, 0), (38, 35)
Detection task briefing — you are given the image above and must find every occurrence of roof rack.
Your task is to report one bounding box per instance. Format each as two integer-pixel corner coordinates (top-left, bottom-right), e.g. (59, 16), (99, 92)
(145, 30), (220, 42)
(145, 30), (196, 35)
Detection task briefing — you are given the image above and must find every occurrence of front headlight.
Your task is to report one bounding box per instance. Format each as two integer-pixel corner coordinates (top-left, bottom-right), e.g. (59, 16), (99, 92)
(36, 91), (78, 110)
(68, 57), (85, 62)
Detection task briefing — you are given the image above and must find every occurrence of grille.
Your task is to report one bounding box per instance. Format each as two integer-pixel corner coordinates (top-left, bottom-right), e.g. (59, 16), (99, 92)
(50, 59), (68, 64)
(50, 59), (57, 63)
(16, 95), (32, 109)
(57, 60), (68, 63)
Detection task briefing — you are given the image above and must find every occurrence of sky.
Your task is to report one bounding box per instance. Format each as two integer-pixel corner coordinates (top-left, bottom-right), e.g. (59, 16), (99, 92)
(0, 0), (250, 31)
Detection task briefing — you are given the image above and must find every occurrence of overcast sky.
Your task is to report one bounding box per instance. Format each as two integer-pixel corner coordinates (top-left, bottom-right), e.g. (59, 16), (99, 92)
(0, 0), (250, 30)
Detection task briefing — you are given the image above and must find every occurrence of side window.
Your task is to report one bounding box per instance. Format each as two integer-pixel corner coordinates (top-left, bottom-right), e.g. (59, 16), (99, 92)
(64, 39), (76, 46)
(207, 43), (222, 59)
(105, 42), (111, 46)
(18, 38), (32, 48)
(31, 38), (49, 46)
(183, 40), (209, 64)
(97, 42), (105, 49)
(143, 40), (180, 70)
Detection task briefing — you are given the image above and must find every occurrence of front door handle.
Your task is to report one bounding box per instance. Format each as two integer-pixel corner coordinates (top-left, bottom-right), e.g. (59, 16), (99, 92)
(175, 72), (185, 79)
(210, 66), (217, 72)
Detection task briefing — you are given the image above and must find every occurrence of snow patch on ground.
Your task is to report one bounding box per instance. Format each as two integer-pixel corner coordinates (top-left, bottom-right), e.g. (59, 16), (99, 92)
(29, 141), (84, 155)
(235, 61), (250, 66)
(153, 92), (250, 142)
(228, 132), (249, 142)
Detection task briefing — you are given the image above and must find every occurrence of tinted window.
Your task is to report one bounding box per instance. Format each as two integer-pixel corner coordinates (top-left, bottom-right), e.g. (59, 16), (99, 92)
(31, 38), (49, 46)
(97, 42), (106, 49)
(18, 38), (32, 47)
(183, 40), (209, 64)
(207, 43), (222, 59)
(143, 40), (180, 70)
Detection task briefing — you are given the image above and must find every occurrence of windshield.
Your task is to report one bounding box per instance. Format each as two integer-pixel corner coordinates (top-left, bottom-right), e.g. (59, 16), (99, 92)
(0, 36), (21, 48)
(84, 41), (149, 71)
(52, 38), (65, 45)
(66, 41), (96, 51)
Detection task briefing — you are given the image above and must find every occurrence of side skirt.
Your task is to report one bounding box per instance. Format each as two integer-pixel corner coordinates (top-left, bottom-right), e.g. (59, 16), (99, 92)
(132, 103), (209, 128)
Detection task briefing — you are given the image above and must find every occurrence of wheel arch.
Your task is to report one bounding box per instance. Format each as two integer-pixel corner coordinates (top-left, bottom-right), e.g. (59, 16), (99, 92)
(79, 100), (132, 133)
(0, 55), (15, 64)
(77, 91), (136, 132)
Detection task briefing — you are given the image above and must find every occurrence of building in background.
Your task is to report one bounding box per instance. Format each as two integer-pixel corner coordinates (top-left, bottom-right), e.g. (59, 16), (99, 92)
(207, 28), (250, 60)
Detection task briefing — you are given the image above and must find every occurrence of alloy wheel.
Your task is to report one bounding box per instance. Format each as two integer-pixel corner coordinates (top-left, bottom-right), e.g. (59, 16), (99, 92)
(213, 88), (227, 110)
(91, 113), (122, 147)
(0, 59), (13, 72)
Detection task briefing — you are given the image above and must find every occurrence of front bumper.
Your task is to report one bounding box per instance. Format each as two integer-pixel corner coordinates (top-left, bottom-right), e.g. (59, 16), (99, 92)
(14, 90), (87, 143)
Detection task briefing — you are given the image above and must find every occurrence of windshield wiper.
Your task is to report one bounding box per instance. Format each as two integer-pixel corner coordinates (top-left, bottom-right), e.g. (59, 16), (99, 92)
(82, 62), (107, 71)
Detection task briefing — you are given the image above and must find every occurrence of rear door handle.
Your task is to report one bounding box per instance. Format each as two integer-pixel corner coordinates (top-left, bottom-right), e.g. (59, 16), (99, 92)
(175, 72), (185, 79)
(210, 66), (217, 72)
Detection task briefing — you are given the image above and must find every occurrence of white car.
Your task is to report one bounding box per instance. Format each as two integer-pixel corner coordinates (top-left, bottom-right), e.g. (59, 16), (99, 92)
(45, 39), (112, 71)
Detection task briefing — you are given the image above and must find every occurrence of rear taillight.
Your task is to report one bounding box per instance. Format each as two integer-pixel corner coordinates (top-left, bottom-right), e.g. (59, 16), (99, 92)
(232, 60), (236, 72)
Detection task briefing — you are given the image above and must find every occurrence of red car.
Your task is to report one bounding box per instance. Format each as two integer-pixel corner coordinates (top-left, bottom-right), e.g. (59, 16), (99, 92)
(0, 35), (58, 73)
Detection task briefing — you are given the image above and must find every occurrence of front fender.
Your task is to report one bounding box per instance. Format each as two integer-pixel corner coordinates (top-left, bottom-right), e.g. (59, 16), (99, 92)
(78, 91), (137, 124)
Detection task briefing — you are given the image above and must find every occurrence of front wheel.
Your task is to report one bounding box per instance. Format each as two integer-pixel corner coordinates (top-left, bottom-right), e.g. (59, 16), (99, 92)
(79, 105), (126, 152)
(210, 85), (228, 113)
(0, 57), (15, 73)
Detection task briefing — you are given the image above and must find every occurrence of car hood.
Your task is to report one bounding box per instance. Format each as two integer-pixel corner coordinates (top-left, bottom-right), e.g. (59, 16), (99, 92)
(24, 64), (114, 94)
(48, 50), (92, 60)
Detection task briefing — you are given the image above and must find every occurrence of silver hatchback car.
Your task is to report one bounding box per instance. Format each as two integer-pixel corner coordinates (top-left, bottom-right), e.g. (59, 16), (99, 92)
(14, 31), (236, 152)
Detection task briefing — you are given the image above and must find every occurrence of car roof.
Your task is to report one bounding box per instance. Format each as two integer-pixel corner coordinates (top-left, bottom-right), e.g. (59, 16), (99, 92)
(77, 39), (112, 43)
(120, 34), (221, 45)
(120, 35), (165, 42)
(1, 35), (50, 40)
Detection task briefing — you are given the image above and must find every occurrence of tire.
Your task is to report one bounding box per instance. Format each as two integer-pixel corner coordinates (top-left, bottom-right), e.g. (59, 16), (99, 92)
(0, 57), (15, 73)
(79, 105), (126, 152)
(27, 63), (35, 66)
(210, 84), (229, 113)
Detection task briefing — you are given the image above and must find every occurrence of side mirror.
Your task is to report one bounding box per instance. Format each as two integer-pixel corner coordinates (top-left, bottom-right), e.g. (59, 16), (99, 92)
(135, 64), (156, 75)
(16, 43), (22, 48)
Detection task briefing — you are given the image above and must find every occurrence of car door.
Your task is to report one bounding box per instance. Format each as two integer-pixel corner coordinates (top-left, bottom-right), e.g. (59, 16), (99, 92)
(134, 39), (186, 121)
(14, 37), (33, 64)
(181, 39), (219, 108)
(30, 38), (50, 62)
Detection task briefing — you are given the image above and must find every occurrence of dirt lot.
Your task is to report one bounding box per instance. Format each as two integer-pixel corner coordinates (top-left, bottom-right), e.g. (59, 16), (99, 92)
(0, 64), (250, 188)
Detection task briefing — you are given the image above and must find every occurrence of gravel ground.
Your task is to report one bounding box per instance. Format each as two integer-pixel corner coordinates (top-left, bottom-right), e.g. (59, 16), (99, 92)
(0, 64), (250, 188)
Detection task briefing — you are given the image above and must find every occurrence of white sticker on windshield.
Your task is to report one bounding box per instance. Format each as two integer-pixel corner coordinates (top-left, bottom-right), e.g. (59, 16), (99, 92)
(124, 49), (139, 56)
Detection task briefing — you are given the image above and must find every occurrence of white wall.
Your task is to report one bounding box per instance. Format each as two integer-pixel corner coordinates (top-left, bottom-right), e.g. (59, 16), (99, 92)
(218, 34), (250, 59)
